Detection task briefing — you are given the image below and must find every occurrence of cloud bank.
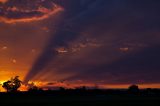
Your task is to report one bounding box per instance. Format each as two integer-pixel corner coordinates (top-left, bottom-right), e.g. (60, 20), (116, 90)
(7, 0), (159, 85)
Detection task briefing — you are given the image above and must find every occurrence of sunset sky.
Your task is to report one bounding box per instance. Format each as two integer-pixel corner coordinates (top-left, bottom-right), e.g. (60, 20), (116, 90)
(0, 0), (160, 89)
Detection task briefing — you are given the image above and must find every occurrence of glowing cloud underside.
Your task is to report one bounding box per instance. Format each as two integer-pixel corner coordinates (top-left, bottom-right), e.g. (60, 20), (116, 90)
(0, 0), (63, 23)
(0, 0), (8, 3)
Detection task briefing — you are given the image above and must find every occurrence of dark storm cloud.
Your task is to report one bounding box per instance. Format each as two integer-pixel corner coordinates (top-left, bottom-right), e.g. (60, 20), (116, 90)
(25, 0), (160, 84)
(64, 44), (160, 84)
(25, 0), (108, 82)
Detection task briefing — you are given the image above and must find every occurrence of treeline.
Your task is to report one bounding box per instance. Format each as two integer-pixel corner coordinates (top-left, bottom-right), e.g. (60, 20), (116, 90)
(1, 76), (160, 97)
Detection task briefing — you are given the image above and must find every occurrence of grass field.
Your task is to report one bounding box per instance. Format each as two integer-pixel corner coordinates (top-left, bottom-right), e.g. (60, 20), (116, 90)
(0, 91), (160, 106)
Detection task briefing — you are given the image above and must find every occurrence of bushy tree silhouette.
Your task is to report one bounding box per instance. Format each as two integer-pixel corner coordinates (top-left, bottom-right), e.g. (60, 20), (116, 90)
(128, 84), (139, 94)
(2, 76), (22, 92)
(28, 82), (42, 92)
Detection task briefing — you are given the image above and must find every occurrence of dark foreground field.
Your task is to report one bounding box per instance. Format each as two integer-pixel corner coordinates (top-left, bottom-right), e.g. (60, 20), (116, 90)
(0, 90), (160, 106)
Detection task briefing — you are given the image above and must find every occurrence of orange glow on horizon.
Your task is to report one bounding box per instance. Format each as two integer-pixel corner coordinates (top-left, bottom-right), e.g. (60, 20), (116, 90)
(1, 79), (160, 92)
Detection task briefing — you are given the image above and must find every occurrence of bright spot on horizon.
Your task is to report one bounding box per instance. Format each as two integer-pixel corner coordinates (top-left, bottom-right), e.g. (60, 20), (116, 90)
(12, 59), (17, 64)
(2, 46), (7, 50)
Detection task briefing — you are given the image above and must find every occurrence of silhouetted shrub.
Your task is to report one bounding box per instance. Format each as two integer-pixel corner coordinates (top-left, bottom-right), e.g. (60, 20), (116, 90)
(28, 82), (43, 92)
(128, 85), (139, 94)
(59, 87), (66, 91)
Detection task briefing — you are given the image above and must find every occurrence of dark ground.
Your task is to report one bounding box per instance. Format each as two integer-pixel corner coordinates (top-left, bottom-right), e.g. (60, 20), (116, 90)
(0, 89), (160, 106)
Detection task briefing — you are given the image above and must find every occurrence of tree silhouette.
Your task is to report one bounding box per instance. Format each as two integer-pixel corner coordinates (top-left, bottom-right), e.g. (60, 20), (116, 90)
(28, 82), (42, 92)
(128, 84), (139, 94)
(2, 76), (22, 92)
